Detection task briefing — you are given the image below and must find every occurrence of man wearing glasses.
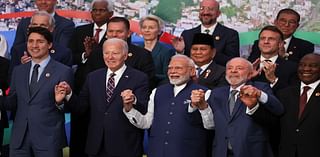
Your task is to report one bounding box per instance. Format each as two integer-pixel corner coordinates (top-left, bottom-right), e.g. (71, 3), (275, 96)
(249, 8), (314, 63)
(172, 0), (240, 66)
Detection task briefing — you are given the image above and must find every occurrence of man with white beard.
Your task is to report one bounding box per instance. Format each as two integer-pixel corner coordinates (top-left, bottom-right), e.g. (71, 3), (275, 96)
(121, 54), (209, 157)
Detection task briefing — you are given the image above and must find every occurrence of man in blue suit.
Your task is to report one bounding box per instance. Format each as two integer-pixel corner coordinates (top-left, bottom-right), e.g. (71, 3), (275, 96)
(10, 11), (73, 76)
(13, 0), (74, 47)
(0, 27), (73, 157)
(59, 38), (149, 157)
(172, 0), (239, 66)
(191, 57), (284, 157)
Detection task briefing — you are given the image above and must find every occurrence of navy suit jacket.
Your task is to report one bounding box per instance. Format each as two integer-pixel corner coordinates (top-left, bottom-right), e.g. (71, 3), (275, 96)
(0, 59), (73, 150)
(249, 36), (314, 63)
(13, 13), (75, 47)
(181, 23), (240, 66)
(277, 83), (320, 157)
(68, 66), (149, 156)
(208, 82), (284, 157)
(9, 42), (73, 77)
(197, 61), (227, 89)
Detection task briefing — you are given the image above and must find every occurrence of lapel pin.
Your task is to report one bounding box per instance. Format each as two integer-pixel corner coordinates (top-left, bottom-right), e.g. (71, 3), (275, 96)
(125, 75), (129, 78)
(215, 36), (220, 41)
(50, 49), (55, 54)
(315, 92), (320, 97)
(128, 53), (133, 57)
(45, 73), (50, 78)
(204, 69), (211, 79)
(288, 51), (293, 55)
(293, 46), (296, 49)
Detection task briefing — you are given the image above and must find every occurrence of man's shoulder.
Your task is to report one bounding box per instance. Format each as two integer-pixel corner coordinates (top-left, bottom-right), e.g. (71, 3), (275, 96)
(75, 23), (93, 31)
(291, 36), (314, 47)
(182, 25), (201, 35)
(129, 44), (150, 56)
(54, 13), (75, 25)
(216, 23), (238, 34)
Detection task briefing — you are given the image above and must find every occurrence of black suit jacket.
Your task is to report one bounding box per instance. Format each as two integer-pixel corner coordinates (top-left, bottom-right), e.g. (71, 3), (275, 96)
(197, 62), (227, 89)
(277, 83), (320, 157)
(181, 23), (240, 66)
(13, 13), (75, 47)
(249, 36), (314, 63)
(0, 57), (9, 129)
(248, 56), (299, 93)
(68, 67), (149, 156)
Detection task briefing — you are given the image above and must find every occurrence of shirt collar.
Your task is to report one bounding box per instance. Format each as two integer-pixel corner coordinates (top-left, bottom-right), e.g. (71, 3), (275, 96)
(201, 23), (217, 35)
(31, 55), (51, 69)
(301, 79), (320, 91)
(260, 55), (278, 64)
(284, 36), (292, 51)
(94, 23), (107, 31)
(107, 64), (127, 77)
(196, 60), (213, 72)
(174, 82), (187, 97)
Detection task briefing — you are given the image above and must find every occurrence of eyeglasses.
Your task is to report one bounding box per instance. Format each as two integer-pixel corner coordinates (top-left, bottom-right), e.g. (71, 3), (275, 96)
(91, 8), (108, 13)
(277, 18), (298, 26)
(199, 6), (218, 12)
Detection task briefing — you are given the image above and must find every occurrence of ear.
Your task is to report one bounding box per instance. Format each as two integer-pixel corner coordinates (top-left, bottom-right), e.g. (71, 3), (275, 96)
(48, 42), (53, 50)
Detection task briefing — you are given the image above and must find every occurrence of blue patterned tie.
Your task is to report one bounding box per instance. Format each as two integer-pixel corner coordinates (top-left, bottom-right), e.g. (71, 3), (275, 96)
(106, 73), (116, 103)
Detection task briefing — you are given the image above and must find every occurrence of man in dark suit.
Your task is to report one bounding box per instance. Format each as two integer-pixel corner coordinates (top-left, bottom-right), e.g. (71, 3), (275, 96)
(86, 17), (155, 88)
(122, 54), (209, 157)
(190, 33), (227, 89)
(68, 1), (113, 156)
(277, 53), (320, 157)
(172, 0), (239, 66)
(10, 11), (73, 78)
(59, 38), (149, 157)
(249, 8), (314, 63)
(0, 56), (9, 156)
(0, 27), (73, 157)
(13, 0), (74, 48)
(192, 57), (284, 157)
(249, 25), (299, 93)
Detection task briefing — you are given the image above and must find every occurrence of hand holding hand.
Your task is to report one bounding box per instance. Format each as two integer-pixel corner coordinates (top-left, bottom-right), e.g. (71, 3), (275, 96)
(191, 89), (208, 110)
(121, 89), (135, 112)
(239, 85), (261, 109)
(54, 81), (71, 105)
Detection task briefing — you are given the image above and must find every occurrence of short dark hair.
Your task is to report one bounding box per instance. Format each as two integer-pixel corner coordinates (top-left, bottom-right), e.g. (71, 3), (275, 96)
(107, 16), (130, 30)
(276, 8), (300, 23)
(27, 27), (53, 43)
(259, 25), (284, 41)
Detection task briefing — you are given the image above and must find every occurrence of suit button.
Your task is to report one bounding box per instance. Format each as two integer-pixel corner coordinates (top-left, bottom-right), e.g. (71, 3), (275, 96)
(296, 129), (300, 132)
(164, 141), (169, 145)
(167, 121), (171, 125)
(166, 131), (170, 134)
(171, 102), (175, 106)
(169, 112), (173, 115)
(104, 112), (108, 115)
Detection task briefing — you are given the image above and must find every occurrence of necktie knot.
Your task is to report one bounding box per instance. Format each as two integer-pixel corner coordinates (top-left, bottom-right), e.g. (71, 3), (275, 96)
(230, 90), (238, 97)
(196, 67), (203, 77)
(33, 64), (40, 70)
(110, 72), (116, 78)
(204, 29), (210, 34)
(302, 86), (311, 92)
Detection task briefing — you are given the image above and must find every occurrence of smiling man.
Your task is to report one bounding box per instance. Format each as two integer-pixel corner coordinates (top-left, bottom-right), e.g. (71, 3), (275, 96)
(0, 27), (73, 157)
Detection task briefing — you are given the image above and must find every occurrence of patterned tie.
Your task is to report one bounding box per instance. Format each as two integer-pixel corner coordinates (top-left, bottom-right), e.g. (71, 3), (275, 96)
(94, 28), (102, 43)
(29, 64), (40, 95)
(106, 73), (116, 103)
(228, 90), (238, 116)
(299, 86), (311, 118)
(204, 29), (210, 34)
(196, 67), (203, 77)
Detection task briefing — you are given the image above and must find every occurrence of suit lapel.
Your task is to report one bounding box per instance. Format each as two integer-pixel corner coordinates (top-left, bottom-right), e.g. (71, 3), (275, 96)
(287, 36), (297, 54)
(29, 59), (56, 100)
(220, 87), (232, 121)
(299, 84), (320, 123)
(106, 67), (131, 108)
(24, 63), (32, 98)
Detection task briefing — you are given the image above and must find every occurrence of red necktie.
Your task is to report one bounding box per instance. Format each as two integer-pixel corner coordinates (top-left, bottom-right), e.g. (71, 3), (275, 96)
(94, 28), (102, 43)
(299, 86), (311, 118)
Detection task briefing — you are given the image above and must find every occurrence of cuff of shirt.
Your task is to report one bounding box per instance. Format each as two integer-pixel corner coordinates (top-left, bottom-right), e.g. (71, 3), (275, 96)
(81, 52), (88, 64)
(123, 108), (139, 124)
(270, 77), (278, 87)
(258, 91), (268, 104)
(246, 103), (260, 115)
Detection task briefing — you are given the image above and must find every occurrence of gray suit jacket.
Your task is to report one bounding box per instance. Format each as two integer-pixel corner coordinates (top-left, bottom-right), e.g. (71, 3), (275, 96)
(0, 59), (73, 150)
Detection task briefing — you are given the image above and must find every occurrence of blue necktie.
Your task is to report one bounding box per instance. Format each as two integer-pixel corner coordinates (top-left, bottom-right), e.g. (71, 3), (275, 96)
(29, 64), (40, 95)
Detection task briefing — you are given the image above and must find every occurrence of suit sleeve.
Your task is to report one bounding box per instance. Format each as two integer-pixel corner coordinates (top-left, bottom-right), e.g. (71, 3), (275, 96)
(257, 83), (284, 116)
(215, 30), (240, 66)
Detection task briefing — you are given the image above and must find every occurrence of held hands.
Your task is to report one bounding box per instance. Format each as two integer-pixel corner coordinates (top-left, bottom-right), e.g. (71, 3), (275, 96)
(121, 89), (135, 112)
(239, 85), (261, 109)
(54, 81), (71, 105)
(171, 36), (185, 54)
(21, 51), (32, 64)
(191, 89), (208, 110)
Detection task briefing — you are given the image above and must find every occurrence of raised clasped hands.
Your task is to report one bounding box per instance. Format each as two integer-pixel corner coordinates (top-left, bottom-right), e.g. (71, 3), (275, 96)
(239, 85), (261, 109)
(121, 89), (135, 112)
(191, 89), (208, 110)
(54, 81), (71, 105)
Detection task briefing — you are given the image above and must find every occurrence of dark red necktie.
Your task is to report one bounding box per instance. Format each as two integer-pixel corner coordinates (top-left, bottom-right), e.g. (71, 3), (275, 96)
(94, 28), (102, 43)
(299, 86), (311, 118)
